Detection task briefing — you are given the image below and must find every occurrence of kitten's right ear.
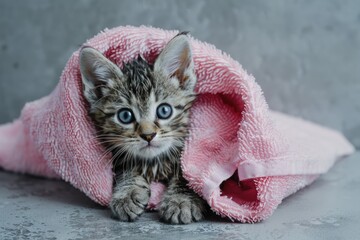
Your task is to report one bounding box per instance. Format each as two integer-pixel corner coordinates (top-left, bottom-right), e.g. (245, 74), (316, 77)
(154, 33), (195, 90)
(79, 47), (123, 104)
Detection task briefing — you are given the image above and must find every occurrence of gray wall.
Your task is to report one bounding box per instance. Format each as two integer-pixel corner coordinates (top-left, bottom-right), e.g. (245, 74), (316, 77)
(0, 0), (359, 149)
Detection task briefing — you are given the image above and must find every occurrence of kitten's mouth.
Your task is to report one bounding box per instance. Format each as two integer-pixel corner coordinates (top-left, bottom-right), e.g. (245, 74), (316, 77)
(142, 143), (160, 149)
(137, 140), (169, 156)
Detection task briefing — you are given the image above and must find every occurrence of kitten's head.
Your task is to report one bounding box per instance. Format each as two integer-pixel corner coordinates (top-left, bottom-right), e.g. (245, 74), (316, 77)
(79, 34), (196, 161)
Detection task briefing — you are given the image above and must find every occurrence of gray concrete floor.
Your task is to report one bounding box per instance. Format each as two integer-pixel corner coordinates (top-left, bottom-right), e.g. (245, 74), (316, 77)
(0, 152), (359, 240)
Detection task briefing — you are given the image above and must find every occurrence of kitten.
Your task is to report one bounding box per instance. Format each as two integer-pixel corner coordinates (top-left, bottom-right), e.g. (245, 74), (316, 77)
(79, 33), (206, 224)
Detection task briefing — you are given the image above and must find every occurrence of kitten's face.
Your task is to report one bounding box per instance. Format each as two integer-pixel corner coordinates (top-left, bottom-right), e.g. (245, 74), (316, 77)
(79, 34), (196, 160)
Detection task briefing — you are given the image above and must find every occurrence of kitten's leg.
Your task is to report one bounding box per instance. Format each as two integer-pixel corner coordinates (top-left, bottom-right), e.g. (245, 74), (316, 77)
(110, 172), (150, 222)
(160, 176), (207, 224)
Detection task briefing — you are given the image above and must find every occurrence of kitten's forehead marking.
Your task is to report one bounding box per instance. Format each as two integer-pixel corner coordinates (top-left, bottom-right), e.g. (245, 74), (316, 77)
(137, 90), (157, 121)
(119, 88), (155, 122)
(144, 91), (157, 120)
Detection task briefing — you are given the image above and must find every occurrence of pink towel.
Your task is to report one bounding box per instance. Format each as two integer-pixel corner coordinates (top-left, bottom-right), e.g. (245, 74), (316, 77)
(0, 26), (354, 223)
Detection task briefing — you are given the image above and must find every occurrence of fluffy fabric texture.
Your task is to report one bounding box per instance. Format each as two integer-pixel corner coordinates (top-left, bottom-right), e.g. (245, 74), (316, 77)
(0, 26), (354, 222)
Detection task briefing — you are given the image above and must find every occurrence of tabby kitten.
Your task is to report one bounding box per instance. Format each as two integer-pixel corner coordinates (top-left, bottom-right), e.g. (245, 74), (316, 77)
(79, 33), (206, 224)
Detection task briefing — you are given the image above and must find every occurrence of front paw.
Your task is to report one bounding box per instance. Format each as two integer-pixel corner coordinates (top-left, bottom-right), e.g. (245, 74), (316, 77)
(110, 187), (150, 222)
(160, 193), (205, 224)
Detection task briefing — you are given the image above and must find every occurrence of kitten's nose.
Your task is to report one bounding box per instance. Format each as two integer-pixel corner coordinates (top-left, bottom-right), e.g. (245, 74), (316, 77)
(140, 132), (157, 143)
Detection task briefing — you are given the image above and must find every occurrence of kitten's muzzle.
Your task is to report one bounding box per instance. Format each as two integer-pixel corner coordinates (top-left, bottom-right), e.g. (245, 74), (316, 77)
(140, 132), (157, 143)
(138, 121), (158, 143)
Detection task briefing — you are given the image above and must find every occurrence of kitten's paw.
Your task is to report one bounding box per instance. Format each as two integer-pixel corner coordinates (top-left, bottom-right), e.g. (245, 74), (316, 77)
(110, 187), (150, 222)
(160, 194), (205, 224)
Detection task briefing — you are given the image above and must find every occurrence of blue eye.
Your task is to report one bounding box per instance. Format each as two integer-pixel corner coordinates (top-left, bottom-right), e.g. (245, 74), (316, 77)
(117, 108), (135, 124)
(156, 103), (172, 119)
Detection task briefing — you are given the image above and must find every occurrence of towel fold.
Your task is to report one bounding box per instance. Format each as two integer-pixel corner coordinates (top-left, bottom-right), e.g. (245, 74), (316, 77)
(0, 26), (354, 222)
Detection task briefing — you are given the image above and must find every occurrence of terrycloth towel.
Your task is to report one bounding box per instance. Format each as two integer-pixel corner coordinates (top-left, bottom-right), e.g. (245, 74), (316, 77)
(0, 26), (354, 223)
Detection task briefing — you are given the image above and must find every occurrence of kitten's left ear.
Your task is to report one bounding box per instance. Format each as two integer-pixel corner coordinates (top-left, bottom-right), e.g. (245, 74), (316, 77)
(154, 33), (195, 90)
(79, 47), (123, 104)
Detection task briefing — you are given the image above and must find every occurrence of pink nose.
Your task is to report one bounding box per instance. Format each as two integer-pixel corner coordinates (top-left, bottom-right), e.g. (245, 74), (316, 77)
(140, 133), (156, 142)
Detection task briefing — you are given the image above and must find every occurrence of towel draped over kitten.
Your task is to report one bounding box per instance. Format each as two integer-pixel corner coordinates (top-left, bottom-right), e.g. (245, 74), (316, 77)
(0, 26), (354, 223)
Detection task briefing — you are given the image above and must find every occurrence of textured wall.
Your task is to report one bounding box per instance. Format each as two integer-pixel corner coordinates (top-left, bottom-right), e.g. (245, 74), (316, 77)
(0, 0), (359, 148)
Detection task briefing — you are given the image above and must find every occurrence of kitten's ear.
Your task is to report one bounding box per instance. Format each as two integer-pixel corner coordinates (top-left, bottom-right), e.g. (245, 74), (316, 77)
(79, 47), (123, 104)
(154, 34), (195, 90)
